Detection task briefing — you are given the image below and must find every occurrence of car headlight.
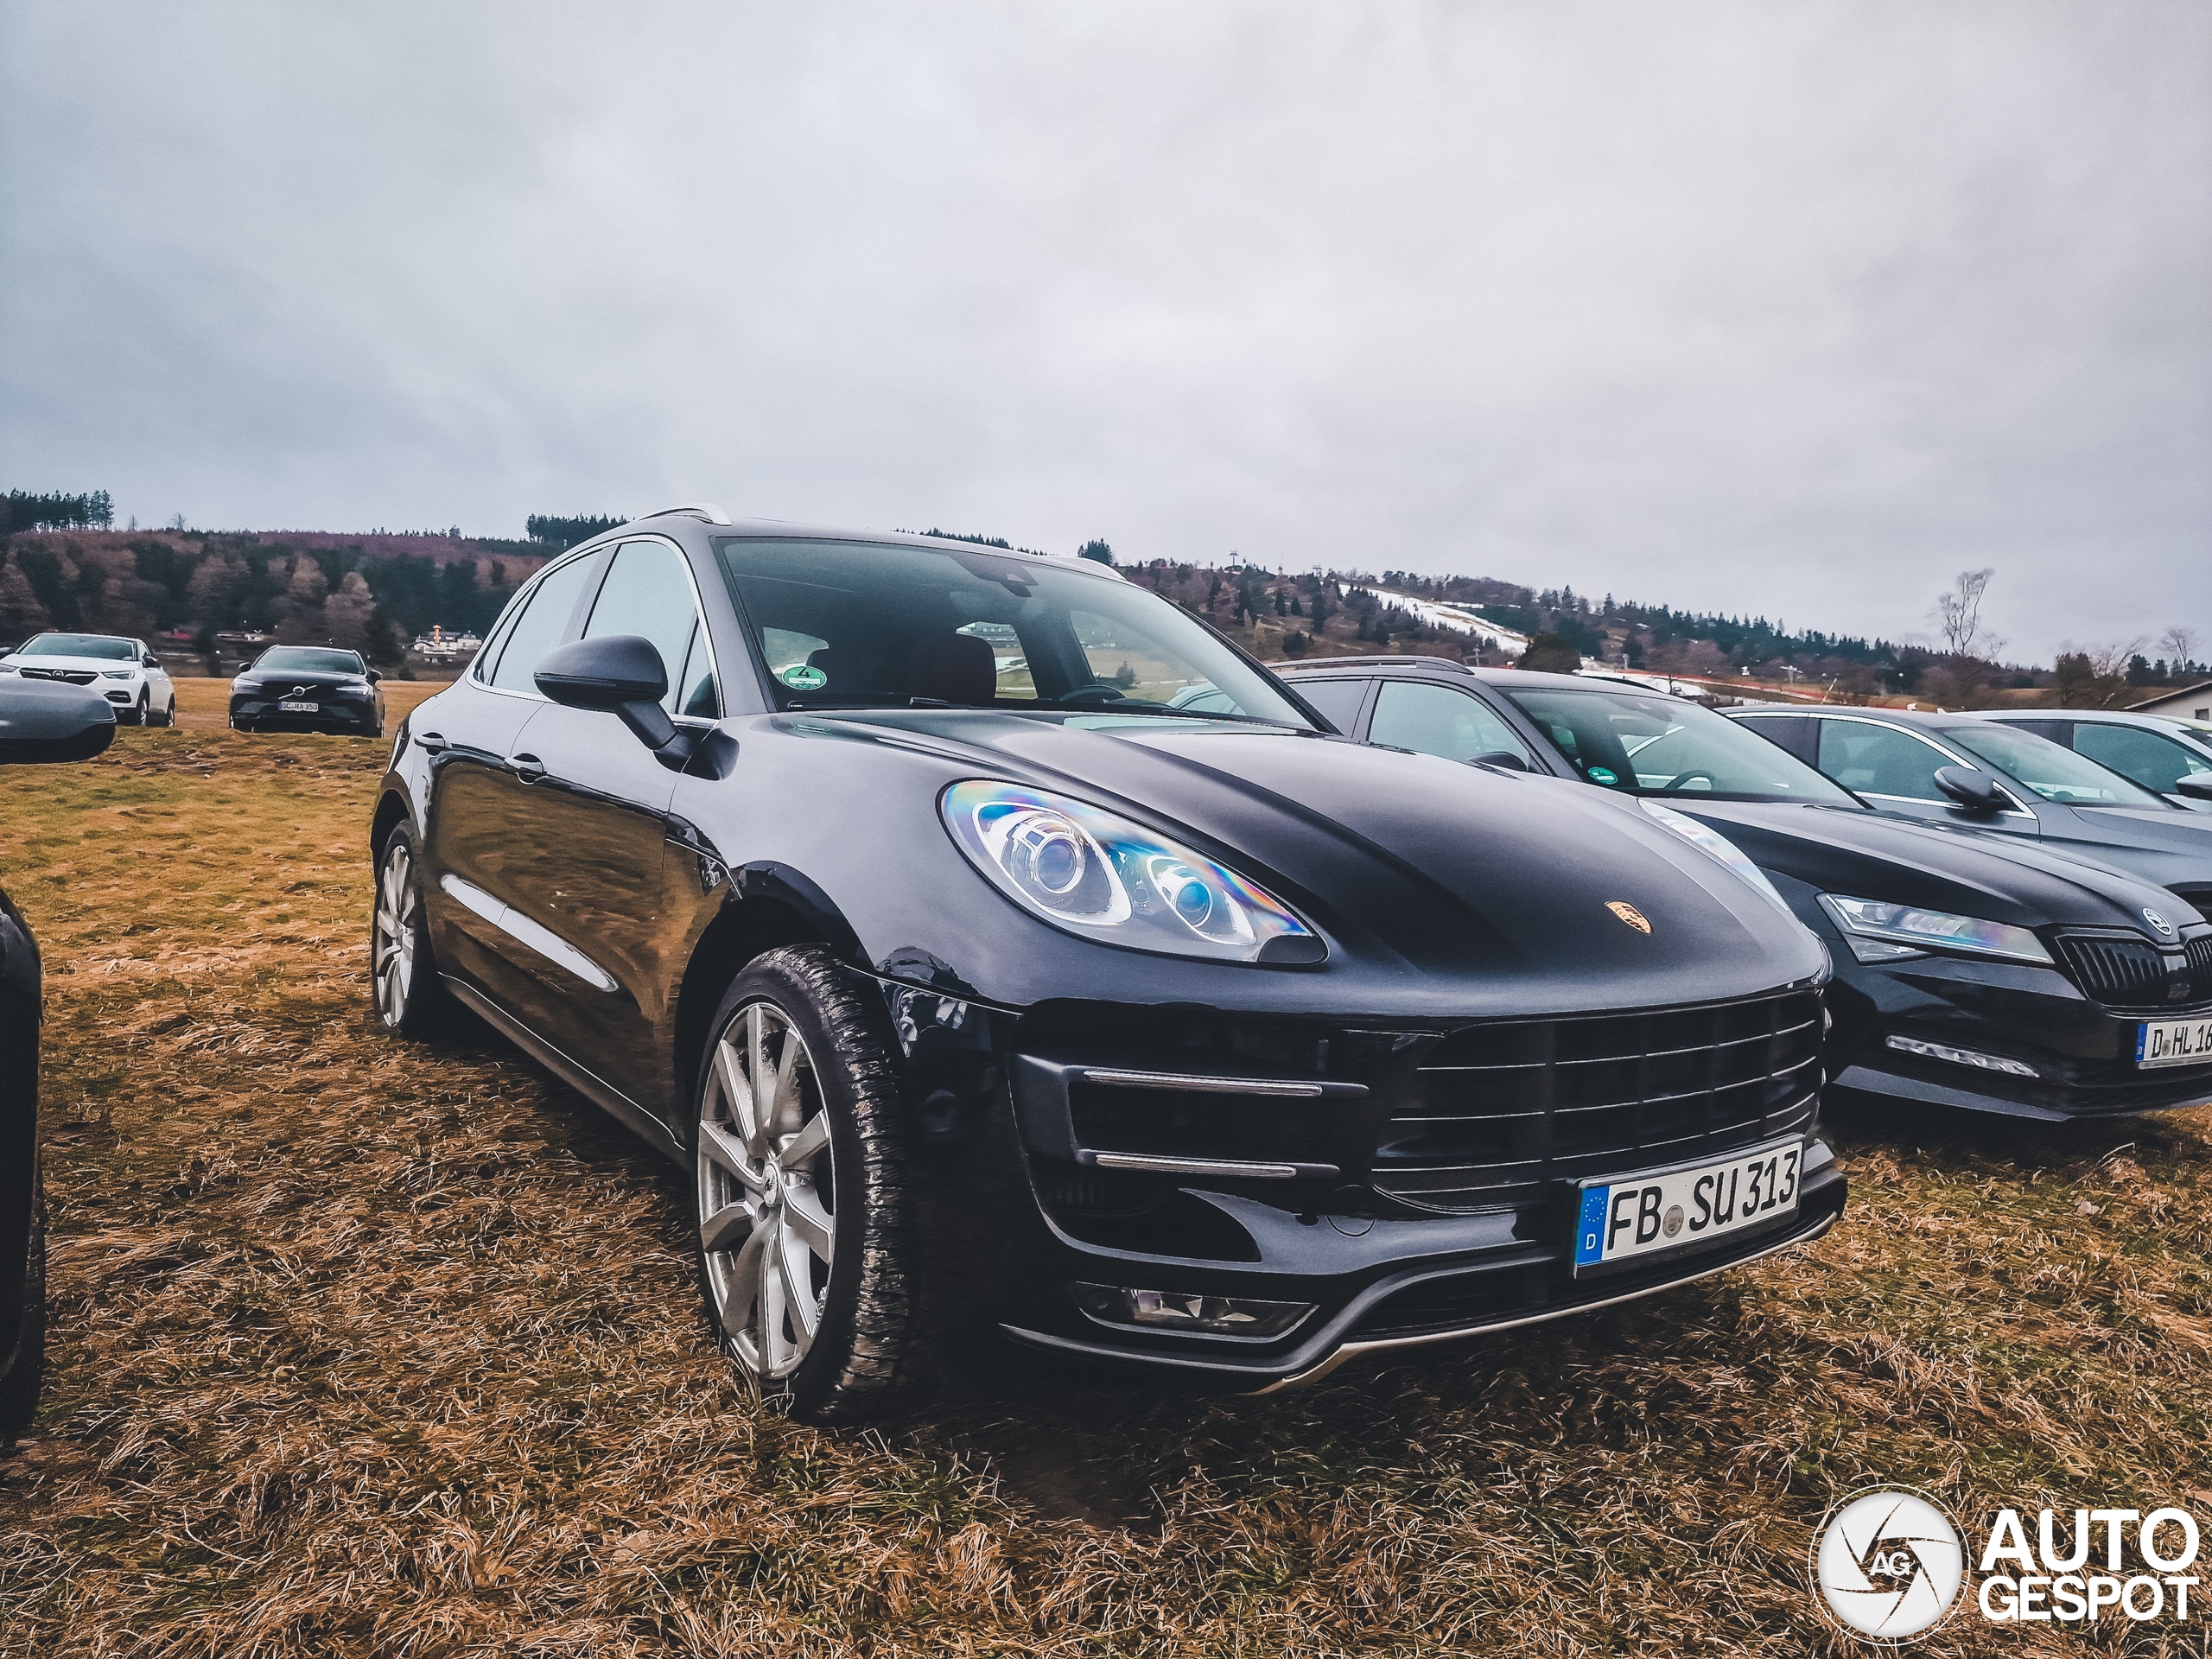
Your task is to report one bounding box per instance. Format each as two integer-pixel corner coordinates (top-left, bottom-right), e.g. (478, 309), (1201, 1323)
(1638, 800), (1797, 920)
(940, 779), (1325, 963)
(1816, 893), (2053, 965)
(101, 669), (137, 680)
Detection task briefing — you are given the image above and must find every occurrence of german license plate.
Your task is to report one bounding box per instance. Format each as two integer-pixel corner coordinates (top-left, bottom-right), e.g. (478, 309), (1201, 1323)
(277, 700), (318, 713)
(1573, 1137), (1801, 1276)
(2137, 1017), (2212, 1069)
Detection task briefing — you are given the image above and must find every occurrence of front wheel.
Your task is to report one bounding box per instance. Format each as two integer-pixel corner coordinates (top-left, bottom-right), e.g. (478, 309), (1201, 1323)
(124, 694), (147, 727)
(371, 828), (456, 1037)
(691, 947), (926, 1424)
(149, 696), (175, 728)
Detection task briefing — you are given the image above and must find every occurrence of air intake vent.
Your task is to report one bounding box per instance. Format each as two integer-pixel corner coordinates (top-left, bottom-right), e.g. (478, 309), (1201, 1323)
(1374, 991), (1821, 1214)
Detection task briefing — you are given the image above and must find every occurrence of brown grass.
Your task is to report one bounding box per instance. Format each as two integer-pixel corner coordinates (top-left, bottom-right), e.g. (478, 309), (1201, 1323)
(3, 680), (2211, 1656)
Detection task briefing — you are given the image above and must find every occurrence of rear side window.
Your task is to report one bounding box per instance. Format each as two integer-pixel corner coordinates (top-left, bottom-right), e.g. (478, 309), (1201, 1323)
(2074, 723), (2212, 798)
(1369, 680), (1535, 767)
(1815, 721), (1951, 801)
(487, 556), (599, 693)
(1290, 677), (1370, 733)
(1736, 715), (1814, 764)
(583, 539), (716, 717)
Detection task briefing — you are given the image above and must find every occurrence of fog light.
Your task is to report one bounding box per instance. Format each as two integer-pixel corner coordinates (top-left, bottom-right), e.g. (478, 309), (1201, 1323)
(1885, 1033), (2037, 1077)
(1072, 1282), (1312, 1338)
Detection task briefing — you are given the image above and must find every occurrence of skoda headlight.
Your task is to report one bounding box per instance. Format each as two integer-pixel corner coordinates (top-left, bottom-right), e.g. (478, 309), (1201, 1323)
(1639, 800), (1796, 919)
(1816, 893), (2052, 965)
(940, 780), (1325, 963)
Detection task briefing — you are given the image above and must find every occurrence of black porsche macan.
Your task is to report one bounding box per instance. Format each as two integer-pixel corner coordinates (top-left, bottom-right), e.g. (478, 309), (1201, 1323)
(370, 509), (1845, 1421)
(0, 678), (118, 1445)
(1274, 657), (2212, 1122)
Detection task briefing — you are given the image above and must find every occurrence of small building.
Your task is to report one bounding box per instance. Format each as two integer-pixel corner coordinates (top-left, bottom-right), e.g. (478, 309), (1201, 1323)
(2127, 680), (2212, 723)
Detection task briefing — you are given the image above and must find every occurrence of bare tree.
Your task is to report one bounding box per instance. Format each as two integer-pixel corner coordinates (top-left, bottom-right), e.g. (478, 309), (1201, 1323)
(2085, 639), (2147, 679)
(2158, 625), (2201, 672)
(1932, 569), (1999, 658)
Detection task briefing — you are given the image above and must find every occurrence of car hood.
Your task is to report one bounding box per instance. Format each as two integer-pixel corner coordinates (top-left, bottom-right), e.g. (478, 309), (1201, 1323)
(3, 655), (137, 673)
(796, 710), (1829, 1006)
(2044, 803), (2212, 858)
(237, 671), (372, 690)
(1671, 801), (2186, 941)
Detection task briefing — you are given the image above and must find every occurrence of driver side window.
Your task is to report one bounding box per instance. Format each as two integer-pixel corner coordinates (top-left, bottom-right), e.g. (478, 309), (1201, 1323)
(1815, 721), (1949, 801)
(582, 539), (717, 718)
(1368, 681), (1535, 768)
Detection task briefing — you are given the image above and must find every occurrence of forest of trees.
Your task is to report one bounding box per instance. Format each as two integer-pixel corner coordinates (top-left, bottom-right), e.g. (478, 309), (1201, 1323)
(1, 491), (114, 536)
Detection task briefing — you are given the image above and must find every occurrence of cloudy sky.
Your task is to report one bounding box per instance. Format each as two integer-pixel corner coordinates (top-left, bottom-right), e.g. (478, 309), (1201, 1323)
(3, 2), (2206, 662)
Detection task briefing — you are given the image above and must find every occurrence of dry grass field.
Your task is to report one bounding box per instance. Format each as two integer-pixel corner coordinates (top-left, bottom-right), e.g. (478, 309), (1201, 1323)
(3, 679), (2211, 1656)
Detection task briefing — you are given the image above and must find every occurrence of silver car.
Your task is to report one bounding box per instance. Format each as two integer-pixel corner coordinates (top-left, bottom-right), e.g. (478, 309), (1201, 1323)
(1974, 709), (2212, 813)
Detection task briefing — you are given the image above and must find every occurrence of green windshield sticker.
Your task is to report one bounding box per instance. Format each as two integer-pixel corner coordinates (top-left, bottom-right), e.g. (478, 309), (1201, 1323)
(1586, 766), (1619, 785)
(779, 664), (828, 690)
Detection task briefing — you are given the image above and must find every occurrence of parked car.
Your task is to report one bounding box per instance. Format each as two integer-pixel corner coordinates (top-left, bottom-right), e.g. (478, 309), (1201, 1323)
(1974, 709), (2212, 813)
(0, 632), (175, 727)
(368, 510), (1844, 1421)
(230, 646), (387, 736)
(1276, 658), (2212, 1122)
(0, 679), (118, 1445)
(1728, 706), (2212, 925)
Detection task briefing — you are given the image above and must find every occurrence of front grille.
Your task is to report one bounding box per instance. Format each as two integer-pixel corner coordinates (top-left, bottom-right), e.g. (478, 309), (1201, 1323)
(2054, 933), (2206, 1008)
(17, 667), (98, 684)
(1372, 991), (1821, 1214)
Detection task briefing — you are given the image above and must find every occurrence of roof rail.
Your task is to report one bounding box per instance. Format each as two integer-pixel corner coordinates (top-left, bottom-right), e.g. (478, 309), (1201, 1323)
(1274, 654), (1472, 674)
(633, 503), (734, 527)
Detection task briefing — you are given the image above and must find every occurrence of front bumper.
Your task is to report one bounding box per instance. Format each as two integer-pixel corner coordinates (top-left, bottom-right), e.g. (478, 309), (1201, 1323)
(1826, 950), (2212, 1119)
(231, 695), (380, 732)
(887, 976), (1845, 1388)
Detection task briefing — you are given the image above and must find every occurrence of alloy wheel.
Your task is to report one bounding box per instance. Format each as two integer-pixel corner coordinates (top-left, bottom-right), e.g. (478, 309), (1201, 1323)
(372, 841), (418, 1029)
(696, 1001), (837, 1383)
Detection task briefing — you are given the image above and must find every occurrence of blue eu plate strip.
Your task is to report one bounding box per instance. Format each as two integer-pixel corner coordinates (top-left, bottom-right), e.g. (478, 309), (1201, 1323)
(2136, 1026), (2148, 1064)
(1575, 1185), (1611, 1266)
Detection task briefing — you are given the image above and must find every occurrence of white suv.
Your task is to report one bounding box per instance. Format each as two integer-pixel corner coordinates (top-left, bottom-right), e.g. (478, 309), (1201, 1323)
(0, 632), (177, 726)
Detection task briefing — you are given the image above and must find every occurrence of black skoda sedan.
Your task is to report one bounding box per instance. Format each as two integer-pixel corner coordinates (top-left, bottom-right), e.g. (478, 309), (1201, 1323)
(368, 510), (1842, 1421)
(1276, 658), (2212, 1122)
(1, 679), (117, 1444)
(230, 645), (387, 736)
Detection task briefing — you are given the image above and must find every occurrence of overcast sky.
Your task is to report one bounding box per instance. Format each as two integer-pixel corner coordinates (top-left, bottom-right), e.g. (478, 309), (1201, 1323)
(3, 3), (2206, 662)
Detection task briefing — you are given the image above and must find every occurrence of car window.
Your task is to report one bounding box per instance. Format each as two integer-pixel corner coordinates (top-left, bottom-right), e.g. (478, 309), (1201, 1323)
(2068, 724), (2211, 799)
(713, 537), (1313, 724)
(583, 539), (714, 717)
(1814, 721), (1954, 801)
(1942, 723), (2165, 807)
(487, 553), (599, 694)
(12, 633), (137, 661)
(1369, 680), (1536, 767)
(1734, 714), (1815, 764)
(1286, 677), (1368, 732)
(1501, 686), (1856, 801)
(257, 646), (365, 675)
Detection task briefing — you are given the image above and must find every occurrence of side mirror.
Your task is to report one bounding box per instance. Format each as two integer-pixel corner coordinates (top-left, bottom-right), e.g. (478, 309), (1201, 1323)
(2176, 775), (2212, 803)
(1471, 751), (1529, 772)
(0, 681), (118, 765)
(1933, 765), (2005, 813)
(365, 670), (382, 684)
(536, 635), (679, 751)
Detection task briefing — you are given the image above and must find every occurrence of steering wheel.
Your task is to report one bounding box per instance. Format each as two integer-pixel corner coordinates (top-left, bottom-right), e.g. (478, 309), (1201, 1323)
(1059, 684), (1126, 704)
(1663, 771), (1717, 792)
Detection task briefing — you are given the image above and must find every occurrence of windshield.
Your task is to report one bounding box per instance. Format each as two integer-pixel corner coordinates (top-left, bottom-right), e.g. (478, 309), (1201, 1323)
(1942, 724), (2167, 808)
(11, 633), (137, 662)
(713, 538), (1313, 726)
(253, 647), (365, 676)
(1503, 685), (1858, 803)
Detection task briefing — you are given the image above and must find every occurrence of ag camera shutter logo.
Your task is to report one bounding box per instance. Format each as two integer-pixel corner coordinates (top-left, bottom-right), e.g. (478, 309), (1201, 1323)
(1812, 1485), (1967, 1643)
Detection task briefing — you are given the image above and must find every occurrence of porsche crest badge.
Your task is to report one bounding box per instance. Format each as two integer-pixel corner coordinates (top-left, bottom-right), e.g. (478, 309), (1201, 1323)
(1606, 901), (1651, 934)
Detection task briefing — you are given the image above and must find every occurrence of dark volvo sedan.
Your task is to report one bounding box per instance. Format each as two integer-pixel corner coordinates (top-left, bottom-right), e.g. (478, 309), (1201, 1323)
(1275, 658), (2212, 1122)
(369, 510), (1843, 1421)
(230, 645), (387, 736)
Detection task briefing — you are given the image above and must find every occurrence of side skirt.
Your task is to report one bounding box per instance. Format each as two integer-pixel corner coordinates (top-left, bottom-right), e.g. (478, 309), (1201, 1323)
(443, 976), (685, 1166)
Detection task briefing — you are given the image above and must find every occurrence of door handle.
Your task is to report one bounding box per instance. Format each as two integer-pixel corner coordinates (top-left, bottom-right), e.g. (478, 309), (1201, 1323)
(512, 753), (547, 784)
(415, 731), (448, 753)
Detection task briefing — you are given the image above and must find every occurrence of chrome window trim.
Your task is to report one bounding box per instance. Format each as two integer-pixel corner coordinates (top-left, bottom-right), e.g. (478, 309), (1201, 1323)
(1802, 713), (2037, 818)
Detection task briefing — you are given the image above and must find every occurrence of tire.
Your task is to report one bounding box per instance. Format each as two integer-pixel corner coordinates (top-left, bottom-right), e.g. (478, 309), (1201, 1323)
(371, 827), (458, 1038)
(690, 945), (926, 1425)
(124, 694), (147, 727)
(0, 1171), (45, 1446)
(150, 696), (175, 728)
